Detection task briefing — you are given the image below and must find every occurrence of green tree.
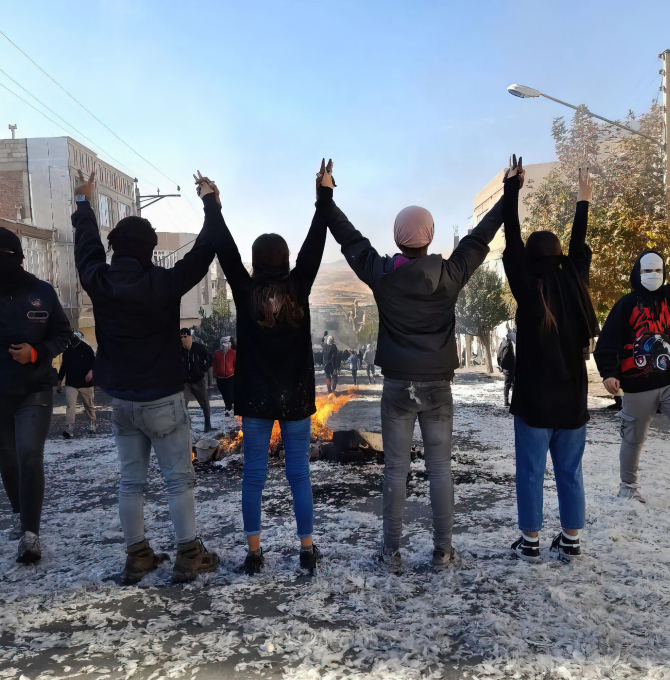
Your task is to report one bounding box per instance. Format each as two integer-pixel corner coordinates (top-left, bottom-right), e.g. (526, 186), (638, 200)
(357, 304), (379, 348)
(196, 291), (236, 352)
(523, 103), (669, 321)
(455, 266), (510, 373)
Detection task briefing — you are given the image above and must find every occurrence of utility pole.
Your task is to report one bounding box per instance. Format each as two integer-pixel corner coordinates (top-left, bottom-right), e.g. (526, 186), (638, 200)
(661, 50), (670, 227)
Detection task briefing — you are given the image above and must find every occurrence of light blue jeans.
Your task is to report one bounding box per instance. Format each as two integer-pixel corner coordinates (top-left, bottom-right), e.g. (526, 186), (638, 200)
(242, 417), (313, 538)
(111, 392), (196, 547)
(514, 415), (586, 533)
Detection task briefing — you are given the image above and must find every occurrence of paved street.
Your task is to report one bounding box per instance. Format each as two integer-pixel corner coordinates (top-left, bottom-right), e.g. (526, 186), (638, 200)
(0, 369), (668, 679)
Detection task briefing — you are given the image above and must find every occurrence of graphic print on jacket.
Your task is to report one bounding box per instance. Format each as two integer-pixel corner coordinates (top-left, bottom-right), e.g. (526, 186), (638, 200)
(595, 249), (670, 394)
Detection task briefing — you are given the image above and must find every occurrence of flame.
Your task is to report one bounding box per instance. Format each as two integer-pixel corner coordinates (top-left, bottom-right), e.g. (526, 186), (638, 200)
(214, 389), (355, 457)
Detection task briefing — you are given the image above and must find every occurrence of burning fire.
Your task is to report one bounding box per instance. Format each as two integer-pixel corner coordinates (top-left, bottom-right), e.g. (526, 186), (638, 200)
(216, 389), (355, 457)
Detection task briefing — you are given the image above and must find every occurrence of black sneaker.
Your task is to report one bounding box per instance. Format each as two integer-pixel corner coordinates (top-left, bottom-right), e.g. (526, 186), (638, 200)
(550, 532), (581, 563)
(299, 544), (322, 570)
(242, 548), (264, 575)
(62, 428), (72, 439)
(511, 535), (541, 563)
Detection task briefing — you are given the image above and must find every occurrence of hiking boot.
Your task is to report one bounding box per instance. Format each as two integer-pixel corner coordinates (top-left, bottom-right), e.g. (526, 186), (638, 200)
(378, 544), (403, 571)
(432, 546), (456, 567)
(242, 547), (264, 575)
(550, 532), (581, 563)
(62, 425), (73, 439)
(299, 544), (322, 570)
(17, 531), (41, 564)
(618, 482), (646, 503)
(7, 514), (21, 541)
(173, 537), (219, 582)
(122, 539), (171, 585)
(511, 535), (541, 563)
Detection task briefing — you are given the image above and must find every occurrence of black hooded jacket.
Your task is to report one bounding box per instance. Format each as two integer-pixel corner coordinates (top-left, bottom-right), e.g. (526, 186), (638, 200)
(594, 250), (670, 394)
(322, 195), (504, 381)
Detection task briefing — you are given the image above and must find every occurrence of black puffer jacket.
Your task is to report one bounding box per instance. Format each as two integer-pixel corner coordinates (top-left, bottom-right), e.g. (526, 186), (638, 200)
(0, 270), (71, 397)
(181, 341), (212, 383)
(323, 196), (503, 381)
(595, 250), (670, 394)
(58, 339), (96, 389)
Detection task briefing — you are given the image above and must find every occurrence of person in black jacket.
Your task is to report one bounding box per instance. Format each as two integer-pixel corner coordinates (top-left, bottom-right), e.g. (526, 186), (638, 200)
(502, 159), (598, 564)
(497, 329), (516, 407)
(323, 336), (339, 394)
(180, 328), (213, 432)
(72, 169), (219, 584)
(205, 160), (332, 574)
(0, 227), (71, 563)
(321, 164), (504, 569)
(594, 249), (670, 503)
(57, 330), (96, 437)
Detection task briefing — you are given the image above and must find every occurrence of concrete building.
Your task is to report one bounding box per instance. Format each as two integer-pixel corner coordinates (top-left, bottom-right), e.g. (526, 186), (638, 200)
(472, 162), (557, 279)
(0, 135), (138, 344)
(154, 232), (212, 326)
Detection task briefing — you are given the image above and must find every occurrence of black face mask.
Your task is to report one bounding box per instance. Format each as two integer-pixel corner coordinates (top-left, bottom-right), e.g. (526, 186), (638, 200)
(0, 252), (23, 280)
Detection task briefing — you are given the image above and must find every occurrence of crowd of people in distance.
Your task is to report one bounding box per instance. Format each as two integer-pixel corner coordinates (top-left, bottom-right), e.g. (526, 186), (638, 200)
(0, 154), (667, 580)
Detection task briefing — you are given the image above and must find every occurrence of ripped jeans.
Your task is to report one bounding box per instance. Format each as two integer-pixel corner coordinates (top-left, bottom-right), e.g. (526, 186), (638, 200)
(381, 378), (454, 551)
(111, 392), (196, 547)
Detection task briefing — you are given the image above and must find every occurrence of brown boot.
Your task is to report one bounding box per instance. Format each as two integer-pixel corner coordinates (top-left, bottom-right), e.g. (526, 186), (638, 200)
(122, 539), (171, 585)
(173, 537), (219, 583)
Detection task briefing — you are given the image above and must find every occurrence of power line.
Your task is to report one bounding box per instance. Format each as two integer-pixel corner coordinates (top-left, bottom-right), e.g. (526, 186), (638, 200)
(0, 28), (179, 190)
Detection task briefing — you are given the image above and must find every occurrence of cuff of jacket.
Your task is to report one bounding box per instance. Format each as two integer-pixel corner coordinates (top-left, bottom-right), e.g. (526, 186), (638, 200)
(315, 186), (334, 209)
(71, 200), (94, 224)
(33, 344), (50, 364)
(600, 368), (621, 380)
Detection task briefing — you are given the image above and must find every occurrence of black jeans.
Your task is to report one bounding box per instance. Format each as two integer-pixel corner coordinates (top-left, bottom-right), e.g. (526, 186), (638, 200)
(184, 378), (211, 421)
(0, 390), (53, 534)
(216, 376), (234, 411)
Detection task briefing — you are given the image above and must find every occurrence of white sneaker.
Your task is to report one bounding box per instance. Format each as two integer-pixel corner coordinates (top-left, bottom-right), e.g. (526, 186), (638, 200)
(618, 482), (646, 503)
(62, 424), (74, 439)
(17, 531), (41, 563)
(89, 422), (97, 433)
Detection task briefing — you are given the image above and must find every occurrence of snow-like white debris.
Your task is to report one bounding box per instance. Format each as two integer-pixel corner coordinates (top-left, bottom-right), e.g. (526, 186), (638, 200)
(0, 375), (669, 679)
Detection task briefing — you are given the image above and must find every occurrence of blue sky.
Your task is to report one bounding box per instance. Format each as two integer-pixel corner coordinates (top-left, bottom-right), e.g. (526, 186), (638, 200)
(1, 1), (668, 263)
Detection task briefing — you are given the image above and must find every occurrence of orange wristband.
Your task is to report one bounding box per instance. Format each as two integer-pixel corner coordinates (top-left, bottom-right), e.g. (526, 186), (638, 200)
(30, 347), (37, 363)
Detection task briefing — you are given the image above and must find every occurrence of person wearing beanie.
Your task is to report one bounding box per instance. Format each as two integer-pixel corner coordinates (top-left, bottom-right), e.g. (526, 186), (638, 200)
(71, 169), (220, 583)
(57, 330), (97, 437)
(502, 159), (598, 564)
(595, 249), (670, 504)
(0, 227), (71, 564)
(212, 336), (236, 415)
(180, 328), (213, 432)
(318, 162), (504, 570)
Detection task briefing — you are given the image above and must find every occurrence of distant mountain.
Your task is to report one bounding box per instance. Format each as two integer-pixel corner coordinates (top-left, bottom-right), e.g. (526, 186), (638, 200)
(311, 259), (374, 306)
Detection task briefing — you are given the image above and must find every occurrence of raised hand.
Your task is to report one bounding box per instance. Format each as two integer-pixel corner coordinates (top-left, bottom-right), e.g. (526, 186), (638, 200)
(316, 158), (336, 197)
(193, 171), (221, 205)
(75, 169), (95, 202)
(577, 167), (592, 203)
(503, 154), (525, 189)
(9, 343), (34, 365)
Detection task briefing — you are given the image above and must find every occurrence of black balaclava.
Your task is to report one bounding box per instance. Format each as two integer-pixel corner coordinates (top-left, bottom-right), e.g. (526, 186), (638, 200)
(0, 227), (24, 279)
(107, 216), (157, 269)
(251, 233), (290, 280)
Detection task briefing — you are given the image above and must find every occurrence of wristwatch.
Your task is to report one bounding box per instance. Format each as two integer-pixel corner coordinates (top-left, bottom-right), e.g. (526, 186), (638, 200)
(75, 195), (87, 203)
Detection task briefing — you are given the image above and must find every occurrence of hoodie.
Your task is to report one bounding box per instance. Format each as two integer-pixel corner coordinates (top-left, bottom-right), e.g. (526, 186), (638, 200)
(594, 249), (670, 394)
(323, 196), (503, 380)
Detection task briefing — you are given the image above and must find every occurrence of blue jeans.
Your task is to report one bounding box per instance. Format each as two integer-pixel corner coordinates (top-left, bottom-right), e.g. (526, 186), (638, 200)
(111, 392), (196, 546)
(242, 417), (313, 538)
(514, 415), (586, 532)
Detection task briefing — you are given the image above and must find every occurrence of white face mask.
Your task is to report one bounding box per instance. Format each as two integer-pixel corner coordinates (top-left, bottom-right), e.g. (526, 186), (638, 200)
(221, 342), (232, 353)
(640, 253), (664, 292)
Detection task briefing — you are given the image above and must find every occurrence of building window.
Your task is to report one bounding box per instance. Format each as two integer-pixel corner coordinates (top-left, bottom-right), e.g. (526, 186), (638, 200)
(117, 201), (130, 222)
(98, 194), (112, 229)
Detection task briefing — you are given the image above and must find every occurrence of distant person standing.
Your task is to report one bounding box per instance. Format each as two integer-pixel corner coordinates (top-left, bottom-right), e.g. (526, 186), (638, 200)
(213, 335), (236, 416)
(57, 330), (96, 437)
(323, 336), (339, 394)
(363, 344), (376, 384)
(496, 329), (516, 407)
(181, 328), (213, 433)
(349, 352), (360, 385)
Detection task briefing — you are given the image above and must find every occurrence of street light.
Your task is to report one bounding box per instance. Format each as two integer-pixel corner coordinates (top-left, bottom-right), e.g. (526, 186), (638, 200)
(507, 84), (663, 147)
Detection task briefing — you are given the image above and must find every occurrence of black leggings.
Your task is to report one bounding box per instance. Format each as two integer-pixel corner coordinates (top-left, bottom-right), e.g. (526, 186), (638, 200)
(0, 390), (53, 535)
(216, 376), (234, 411)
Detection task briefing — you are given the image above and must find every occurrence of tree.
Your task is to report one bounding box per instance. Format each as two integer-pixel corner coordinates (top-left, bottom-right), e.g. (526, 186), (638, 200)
(455, 266), (510, 373)
(523, 102), (669, 321)
(195, 291), (236, 352)
(357, 304), (379, 348)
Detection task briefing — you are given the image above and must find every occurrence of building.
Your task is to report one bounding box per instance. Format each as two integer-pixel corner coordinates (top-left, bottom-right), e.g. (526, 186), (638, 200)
(0, 135), (138, 345)
(472, 162), (557, 278)
(154, 232), (212, 326)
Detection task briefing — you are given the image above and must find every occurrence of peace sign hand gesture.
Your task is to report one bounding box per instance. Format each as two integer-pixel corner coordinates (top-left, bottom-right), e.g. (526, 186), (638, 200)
(503, 154), (525, 189)
(193, 170), (221, 206)
(577, 167), (592, 203)
(74, 169), (95, 202)
(316, 158), (336, 198)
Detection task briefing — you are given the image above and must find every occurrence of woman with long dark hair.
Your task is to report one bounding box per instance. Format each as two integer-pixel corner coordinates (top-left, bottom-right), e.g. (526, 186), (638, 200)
(502, 157), (598, 563)
(200, 161), (333, 573)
